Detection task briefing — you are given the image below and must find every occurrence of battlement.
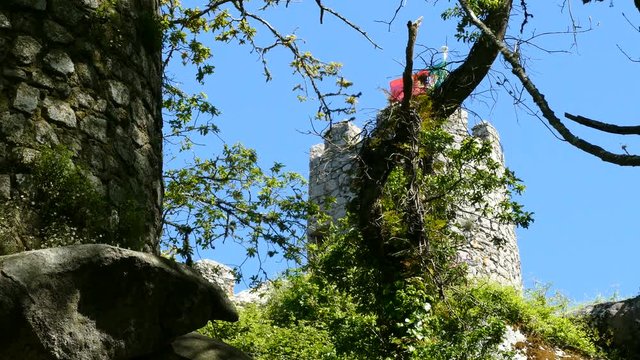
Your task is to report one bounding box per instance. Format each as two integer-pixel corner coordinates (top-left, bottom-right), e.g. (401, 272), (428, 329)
(308, 110), (522, 288)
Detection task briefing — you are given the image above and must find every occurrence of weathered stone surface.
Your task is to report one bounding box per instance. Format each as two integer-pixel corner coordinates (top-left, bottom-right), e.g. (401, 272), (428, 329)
(0, 174), (10, 199)
(138, 332), (252, 360)
(0, 244), (238, 360)
(579, 295), (640, 359)
(44, 49), (75, 76)
(3, 67), (27, 79)
(13, 147), (39, 165)
(80, 115), (107, 142)
(44, 20), (73, 44)
(12, 36), (41, 65)
(8, 0), (46, 11)
(234, 282), (274, 306)
(0, 111), (27, 143)
(13, 83), (39, 114)
(0, 13), (11, 29)
(193, 259), (236, 298)
(93, 98), (108, 112)
(49, 0), (83, 26)
(133, 125), (150, 146)
(107, 80), (130, 106)
(35, 120), (60, 144)
(1, 0), (164, 255)
(44, 97), (77, 127)
(32, 70), (55, 89)
(73, 89), (94, 108)
(80, 0), (100, 9)
(75, 62), (95, 87)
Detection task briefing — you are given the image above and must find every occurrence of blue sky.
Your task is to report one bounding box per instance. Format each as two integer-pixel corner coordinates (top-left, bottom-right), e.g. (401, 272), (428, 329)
(166, 1), (640, 302)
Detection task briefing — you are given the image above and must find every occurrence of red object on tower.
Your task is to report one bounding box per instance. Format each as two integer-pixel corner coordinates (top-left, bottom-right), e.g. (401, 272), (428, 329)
(389, 70), (430, 102)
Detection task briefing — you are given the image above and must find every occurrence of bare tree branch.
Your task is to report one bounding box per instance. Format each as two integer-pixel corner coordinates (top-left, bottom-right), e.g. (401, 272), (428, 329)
(616, 43), (640, 62)
(375, 0), (406, 31)
(313, 0), (382, 49)
(583, 0), (640, 13)
(565, 113), (640, 135)
(402, 18), (422, 111)
(430, 0), (514, 119)
(459, 0), (640, 166)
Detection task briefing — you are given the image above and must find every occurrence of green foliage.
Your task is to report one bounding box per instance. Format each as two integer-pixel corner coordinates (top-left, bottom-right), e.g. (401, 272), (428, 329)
(163, 143), (315, 279)
(160, 0), (358, 138)
(201, 305), (344, 360)
(192, 97), (596, 358)
(382, 280), (602, 359)
(159, 0), (357, 281)
(368, 101), (532, 297)
(441, 0), (505, 42)
(266, 273), (380, 358)
(151, 3), (597, 359)
(202, 262), (603, 359)
(91, 0), (163, 56)
(0, 146), (147, 252)
(515, 285), (601, 355)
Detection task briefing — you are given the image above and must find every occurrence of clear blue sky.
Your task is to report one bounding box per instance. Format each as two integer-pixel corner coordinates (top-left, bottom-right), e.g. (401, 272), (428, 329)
(166, 1), (640, 302)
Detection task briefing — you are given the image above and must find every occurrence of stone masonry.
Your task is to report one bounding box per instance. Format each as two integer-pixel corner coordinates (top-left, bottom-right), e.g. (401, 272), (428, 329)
(0, 0), (163, 253)
(309, 110), (522, 288)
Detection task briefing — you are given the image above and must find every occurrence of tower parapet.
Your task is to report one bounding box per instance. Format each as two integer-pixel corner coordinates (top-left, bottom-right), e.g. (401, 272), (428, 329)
(308, 110), (522, 288)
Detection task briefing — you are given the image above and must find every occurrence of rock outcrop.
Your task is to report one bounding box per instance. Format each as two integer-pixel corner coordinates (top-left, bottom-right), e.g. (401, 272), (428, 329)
(0, 244), (241, 360)
(138, 332), (252, 360)
(580, 295), (640, 359)
(193, 259), (236, 299)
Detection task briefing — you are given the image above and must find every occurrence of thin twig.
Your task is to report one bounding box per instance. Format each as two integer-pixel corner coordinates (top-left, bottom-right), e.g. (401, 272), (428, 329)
(458, 0), (640, 166)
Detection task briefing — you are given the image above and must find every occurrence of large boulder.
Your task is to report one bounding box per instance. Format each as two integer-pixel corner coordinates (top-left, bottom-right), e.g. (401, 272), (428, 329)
(0, 244), (238, 360)
(580, 295), (640, 359)
(137, 332), (252, 360)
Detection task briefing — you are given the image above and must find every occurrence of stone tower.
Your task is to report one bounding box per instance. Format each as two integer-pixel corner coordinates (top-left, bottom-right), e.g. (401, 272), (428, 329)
(309, 110), (522, 288)
(0, 0), (163, 253)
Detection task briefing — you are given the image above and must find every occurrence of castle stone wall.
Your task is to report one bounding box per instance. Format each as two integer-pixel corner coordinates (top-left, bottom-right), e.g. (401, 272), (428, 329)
(308, 110), (522, 287)
(0, 0), (163, 253)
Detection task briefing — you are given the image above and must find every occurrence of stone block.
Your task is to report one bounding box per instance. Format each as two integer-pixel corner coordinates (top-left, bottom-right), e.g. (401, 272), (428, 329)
(43, 20), (73, 44)
(32, 70), (55, 89)
(0, 13), (11, 29)
(107, 80), (130, 106)
(44, 97), (77, 127)
(80, 115), (107, 142)
(12, 36), (41, 65)
(0, 111), (26, 143)
(13, 83), (39, 114)
(34, 120), (60, 145)
(75, 62), (95, 87)
(44, 49), (75, 76)
(0, 174), (10, 199)
(13, 147), (39, 166)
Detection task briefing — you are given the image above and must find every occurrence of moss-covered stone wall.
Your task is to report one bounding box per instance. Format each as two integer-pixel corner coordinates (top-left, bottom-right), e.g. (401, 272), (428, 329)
(0, 0), (163, 253)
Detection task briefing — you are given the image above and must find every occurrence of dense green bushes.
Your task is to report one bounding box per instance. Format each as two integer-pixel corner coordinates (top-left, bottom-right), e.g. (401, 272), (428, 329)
(202, 228), (604, 359)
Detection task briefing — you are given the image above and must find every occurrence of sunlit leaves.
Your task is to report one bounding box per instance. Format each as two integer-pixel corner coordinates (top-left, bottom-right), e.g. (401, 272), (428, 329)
(161, 0), (360, 125)
(163, 143), (314, 283)
(441, 0), (505, 42)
